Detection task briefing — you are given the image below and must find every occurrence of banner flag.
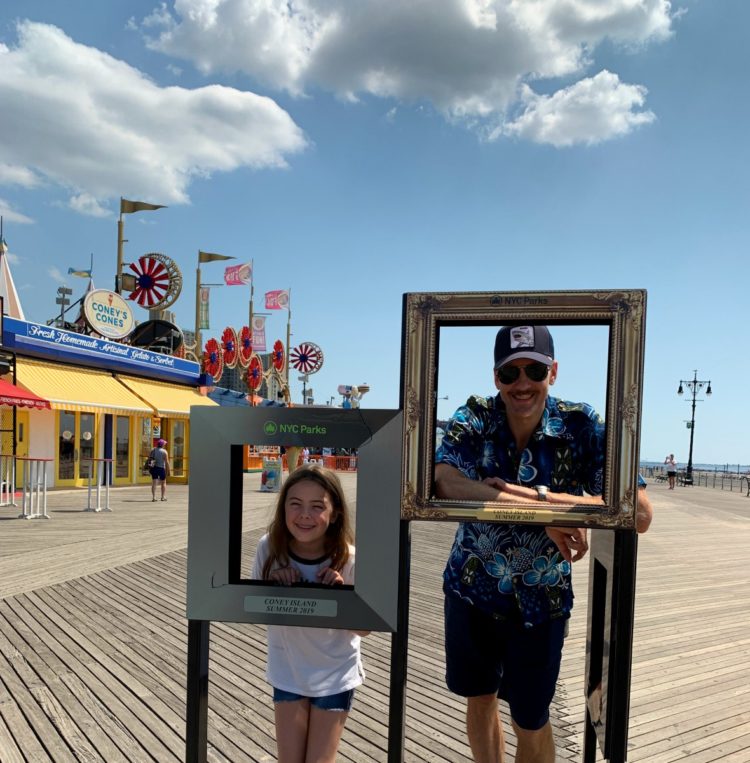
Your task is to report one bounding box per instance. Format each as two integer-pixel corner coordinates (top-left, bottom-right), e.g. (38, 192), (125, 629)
(252, 316), (267, 352)
(224, 262), (252, 285)
(265, 289), (290, 310)
(120, 198), (166, 214)
(199, 250), (234, 263)
(199, 287), (211, 329)
(68, 267), (92, 278)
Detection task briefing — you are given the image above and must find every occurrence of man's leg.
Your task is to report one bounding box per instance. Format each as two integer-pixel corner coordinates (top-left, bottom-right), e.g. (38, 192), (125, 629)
(513, 720), (554, 763)
(467, 693), (504, 763)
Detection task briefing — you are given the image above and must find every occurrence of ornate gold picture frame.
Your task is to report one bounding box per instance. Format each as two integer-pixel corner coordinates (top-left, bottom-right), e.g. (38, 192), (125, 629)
(400, 290), (646, 529)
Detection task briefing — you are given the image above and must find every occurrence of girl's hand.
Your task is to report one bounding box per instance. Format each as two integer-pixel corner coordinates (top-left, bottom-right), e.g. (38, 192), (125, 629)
(269, 567), (300, 586)
(317, 566), (344, 586)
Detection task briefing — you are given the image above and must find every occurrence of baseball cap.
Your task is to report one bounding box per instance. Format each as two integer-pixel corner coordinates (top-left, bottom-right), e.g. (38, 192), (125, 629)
(493, 325), (555, 369)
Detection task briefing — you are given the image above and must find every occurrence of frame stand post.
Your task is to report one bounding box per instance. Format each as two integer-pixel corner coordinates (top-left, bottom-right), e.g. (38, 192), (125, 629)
(387, 519), (412, 763)
(186, 619), (210, 763)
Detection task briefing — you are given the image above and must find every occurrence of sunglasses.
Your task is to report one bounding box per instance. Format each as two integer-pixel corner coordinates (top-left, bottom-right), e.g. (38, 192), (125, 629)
(496, 361), (550, 385)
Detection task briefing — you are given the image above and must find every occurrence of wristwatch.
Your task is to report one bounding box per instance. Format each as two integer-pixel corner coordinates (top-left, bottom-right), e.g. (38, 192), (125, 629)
(535, 485), (549, 501)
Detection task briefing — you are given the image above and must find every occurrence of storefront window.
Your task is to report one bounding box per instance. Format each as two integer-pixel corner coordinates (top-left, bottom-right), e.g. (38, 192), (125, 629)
(115, 416), (129, 479)
(58, 411), (76, 480)
(79, 413), (95, 479)
(140, 417), (152, 476)
(171, 421), (186, 478)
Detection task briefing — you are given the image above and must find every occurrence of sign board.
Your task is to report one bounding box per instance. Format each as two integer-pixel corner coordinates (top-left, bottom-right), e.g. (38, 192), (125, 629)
(83, 289), (135, 339)
(187, 407), (402, 631)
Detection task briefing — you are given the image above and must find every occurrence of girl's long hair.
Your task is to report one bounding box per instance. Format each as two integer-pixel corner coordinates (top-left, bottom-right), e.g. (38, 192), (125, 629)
(261, 464), (354, 580)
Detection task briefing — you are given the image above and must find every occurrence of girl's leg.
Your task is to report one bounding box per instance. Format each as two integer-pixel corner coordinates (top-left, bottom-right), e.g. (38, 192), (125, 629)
(305, 706), (349, 763)
(275, 698), (310, 763)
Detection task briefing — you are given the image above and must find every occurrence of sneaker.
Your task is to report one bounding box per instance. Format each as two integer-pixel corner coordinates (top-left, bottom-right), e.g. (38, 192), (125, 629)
(152, 498), (157, 502)
(161, 497), (167, 501)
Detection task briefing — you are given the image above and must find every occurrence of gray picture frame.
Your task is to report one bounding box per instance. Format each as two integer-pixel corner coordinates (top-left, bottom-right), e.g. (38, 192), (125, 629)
(400, 289), (647, 529)
(187, 406), (403, 631)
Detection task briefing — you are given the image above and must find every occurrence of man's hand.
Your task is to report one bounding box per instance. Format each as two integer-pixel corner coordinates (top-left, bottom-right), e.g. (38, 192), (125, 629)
(269, 566), (301, 585)
(545, 526), (589, 563)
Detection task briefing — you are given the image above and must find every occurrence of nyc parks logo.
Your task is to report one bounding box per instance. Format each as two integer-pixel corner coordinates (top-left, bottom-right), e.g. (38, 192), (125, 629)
(263, 420), (327, 435)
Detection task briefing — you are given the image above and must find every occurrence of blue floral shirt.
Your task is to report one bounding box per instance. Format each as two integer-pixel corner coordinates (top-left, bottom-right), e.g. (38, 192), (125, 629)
(435, 393), (605, 627)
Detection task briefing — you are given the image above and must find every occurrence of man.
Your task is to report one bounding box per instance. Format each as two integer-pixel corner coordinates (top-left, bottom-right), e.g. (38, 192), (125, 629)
(435, 325), (652, 763)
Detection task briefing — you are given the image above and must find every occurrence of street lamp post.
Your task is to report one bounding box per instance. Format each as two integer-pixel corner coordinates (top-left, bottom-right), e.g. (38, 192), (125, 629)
(677, 370), (712, 482)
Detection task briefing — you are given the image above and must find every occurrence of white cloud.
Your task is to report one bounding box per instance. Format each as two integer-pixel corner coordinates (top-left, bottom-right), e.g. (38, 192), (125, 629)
(144, 0), (674, 145)
(68, 193), (111, 218)
(0, 163), (41, 188)
(500, 70), (655, 146)
(0, 21), (307, 214)
(48, 266), (67, 283)
(0, 198), (34, 224)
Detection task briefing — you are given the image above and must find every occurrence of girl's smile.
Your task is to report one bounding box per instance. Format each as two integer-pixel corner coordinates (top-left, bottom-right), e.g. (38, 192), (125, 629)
(284, 479), (335, 557)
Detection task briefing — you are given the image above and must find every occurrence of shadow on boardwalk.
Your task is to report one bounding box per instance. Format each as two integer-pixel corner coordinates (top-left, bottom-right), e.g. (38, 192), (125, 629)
(0, 476), (749, 761)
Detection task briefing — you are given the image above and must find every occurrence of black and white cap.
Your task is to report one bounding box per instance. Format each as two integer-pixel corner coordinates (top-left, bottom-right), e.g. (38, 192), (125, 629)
(493, 325), (555, 370)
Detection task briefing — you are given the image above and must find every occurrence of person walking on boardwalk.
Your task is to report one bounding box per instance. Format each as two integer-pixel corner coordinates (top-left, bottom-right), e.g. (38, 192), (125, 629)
(664, 453), (677, 489)
(252, 464), (368, 763)
(435, 325), (652, 763)
(149, 439), (170, 502)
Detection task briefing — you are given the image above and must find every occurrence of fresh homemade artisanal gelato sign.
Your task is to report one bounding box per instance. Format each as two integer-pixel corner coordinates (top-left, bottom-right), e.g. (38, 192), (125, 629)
(4, 317), (200, 383)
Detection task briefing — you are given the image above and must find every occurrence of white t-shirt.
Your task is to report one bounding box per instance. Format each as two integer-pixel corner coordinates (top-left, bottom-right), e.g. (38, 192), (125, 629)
(251, 534), (364, 697)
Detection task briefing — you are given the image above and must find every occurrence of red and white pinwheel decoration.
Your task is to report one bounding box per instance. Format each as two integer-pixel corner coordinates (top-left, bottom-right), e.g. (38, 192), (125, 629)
(203, 338), (224, 383)
(238, 326), (253, 368)
(272, 339), (285, 372)
(127, 252), (183, 309)
(221, 327), (238, 369)
(290, 342), (324, 375)
(246, 355), (263, 391)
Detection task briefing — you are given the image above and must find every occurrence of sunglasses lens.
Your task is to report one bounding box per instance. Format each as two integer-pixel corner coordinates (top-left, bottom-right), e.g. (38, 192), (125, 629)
(497, 365), (521, 384)
(498, 362), (549, 384)
(525, 363), (549, 381)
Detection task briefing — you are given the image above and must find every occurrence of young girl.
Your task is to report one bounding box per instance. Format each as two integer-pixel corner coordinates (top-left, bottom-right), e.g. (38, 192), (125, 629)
(252, 464), (366, 763)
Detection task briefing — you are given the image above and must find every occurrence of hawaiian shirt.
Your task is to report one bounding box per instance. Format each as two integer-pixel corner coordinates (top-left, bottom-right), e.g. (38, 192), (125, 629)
(435, 393), (605, 628)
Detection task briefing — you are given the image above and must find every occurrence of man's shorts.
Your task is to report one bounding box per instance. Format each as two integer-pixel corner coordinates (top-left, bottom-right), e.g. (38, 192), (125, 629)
(444, 594), (567, 731)
(272, 687), (354, 712)
(149, 467), (166, 481)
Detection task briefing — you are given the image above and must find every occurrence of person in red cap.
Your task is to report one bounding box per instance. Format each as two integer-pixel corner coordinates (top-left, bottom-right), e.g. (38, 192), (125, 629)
(435, 324), (652, 762)
(149, 438), (171, 502)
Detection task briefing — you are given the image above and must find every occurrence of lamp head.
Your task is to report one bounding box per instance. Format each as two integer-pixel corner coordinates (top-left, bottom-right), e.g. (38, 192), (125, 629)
(706, 384), (712, 396)
(677, 383), (684, 395)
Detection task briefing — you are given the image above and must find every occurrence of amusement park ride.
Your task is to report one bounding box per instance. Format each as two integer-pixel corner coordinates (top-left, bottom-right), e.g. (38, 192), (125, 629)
(109, 200), (330, 405)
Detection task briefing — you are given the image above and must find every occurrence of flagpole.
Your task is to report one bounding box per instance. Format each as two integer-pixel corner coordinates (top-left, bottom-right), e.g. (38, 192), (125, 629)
(286, 288), (292, 390)
(248, 259), (255, 350)
(116, 200), (124, 294)
(195, 255), (202, 359)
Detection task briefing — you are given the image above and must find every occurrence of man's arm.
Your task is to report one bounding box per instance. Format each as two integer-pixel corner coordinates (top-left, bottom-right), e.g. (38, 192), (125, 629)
(435, 464), (591, 563)
(435, 464), (604, 506)
(636, 487), (653, 533)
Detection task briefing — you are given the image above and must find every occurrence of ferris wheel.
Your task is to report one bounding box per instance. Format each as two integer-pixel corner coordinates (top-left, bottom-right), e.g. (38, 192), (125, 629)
(290, 342), (324, 375)
(127, 252), (183, 309)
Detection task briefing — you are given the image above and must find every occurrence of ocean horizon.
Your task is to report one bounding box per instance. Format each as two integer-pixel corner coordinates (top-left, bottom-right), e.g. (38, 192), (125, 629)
(640, 460), (749, 474)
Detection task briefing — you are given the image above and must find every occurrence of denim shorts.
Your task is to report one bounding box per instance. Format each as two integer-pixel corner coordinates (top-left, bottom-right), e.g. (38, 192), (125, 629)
(150, 467), (166, 481)
(272, 687), (354, 712)
(444, 595), (567, 731)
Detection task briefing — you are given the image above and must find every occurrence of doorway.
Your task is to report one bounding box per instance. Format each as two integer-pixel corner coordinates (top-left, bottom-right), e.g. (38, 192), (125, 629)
(56, 410), (96, 487)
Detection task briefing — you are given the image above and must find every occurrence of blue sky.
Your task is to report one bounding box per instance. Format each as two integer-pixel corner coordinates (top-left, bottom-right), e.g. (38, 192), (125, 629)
(0, 1), (746, 466)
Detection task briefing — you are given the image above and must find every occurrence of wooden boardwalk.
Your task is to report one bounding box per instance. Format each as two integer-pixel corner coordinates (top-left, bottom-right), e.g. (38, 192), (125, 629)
(0, 477), (749, 761)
